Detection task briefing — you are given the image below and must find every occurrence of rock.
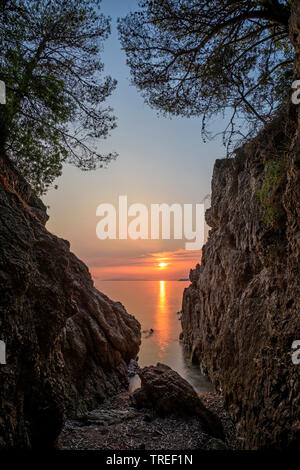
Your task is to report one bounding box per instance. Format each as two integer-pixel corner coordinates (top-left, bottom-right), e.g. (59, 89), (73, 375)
(62, 278), (141, 417)
(142, 328), (154, 338)
(143, 411), (154, 423)
(203, 438), (228, 450)
(181, 113), (300, 449)
(131, 363), (224, 440)
(189, 264), (201, 283)
(78, 408), (138, 426)
(0, 154), (141, 448)
(128, 359), (140, 378)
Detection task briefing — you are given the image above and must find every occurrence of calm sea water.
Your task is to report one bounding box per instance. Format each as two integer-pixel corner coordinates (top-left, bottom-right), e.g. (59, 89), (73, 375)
(96, 280), (213, 394)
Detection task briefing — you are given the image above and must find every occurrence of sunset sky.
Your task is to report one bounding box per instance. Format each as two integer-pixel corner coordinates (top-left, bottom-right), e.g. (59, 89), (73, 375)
(43, 0), (225, 281)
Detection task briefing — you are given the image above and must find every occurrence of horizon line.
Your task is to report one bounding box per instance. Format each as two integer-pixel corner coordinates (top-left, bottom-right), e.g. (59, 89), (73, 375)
(97, 278), (190, 282)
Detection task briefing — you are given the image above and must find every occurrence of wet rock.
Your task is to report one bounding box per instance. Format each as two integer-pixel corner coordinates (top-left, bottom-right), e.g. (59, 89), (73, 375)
(142, 328), (154, 338)
(131, 363), (224, 440)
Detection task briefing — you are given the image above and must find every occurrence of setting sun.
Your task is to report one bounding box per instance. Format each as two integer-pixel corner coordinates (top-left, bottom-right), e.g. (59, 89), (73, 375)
(158, 262), (168, 268)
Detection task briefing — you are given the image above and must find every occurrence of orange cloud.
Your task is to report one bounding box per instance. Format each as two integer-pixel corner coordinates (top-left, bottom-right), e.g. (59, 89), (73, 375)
(87, 249), (202, 281)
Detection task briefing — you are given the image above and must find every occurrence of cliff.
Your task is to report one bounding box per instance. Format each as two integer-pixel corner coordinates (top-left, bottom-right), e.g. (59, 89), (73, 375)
(181, 3), (300, 450)
(0, 154), (141, 448)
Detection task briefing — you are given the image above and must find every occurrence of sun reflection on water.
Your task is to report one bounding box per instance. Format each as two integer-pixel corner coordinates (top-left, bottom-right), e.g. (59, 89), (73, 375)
(154, 280), (169, 357)
(160, 279), (165, 299)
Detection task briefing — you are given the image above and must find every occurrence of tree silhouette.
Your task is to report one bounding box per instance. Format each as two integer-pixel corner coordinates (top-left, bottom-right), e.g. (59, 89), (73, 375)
(119, 0), (293, 153)
(0, 0), (117, 194)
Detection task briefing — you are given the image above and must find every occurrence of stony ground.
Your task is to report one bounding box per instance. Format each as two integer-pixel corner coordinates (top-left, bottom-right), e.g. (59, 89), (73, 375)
(61, 390), (240, 450)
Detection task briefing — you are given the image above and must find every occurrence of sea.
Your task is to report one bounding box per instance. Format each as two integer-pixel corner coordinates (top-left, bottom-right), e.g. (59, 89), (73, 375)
(96, 280), (212, 394)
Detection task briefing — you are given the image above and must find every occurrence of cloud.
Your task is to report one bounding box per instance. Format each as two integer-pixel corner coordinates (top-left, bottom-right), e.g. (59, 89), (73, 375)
(86, 248), (202, 281)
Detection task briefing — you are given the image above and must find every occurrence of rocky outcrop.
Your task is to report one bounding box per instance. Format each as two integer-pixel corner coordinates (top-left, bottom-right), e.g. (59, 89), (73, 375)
(181, 4), (300, 450)
(181, 117), (300, 448)
(0, 154), (141, 448)
(131, 363), (224, 440)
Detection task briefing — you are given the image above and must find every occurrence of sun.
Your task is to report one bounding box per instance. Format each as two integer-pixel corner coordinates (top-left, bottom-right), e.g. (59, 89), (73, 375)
(158, 262), (168, 268)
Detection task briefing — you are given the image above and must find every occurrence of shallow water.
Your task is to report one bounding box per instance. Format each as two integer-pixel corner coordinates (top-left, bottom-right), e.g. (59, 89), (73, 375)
(96, 280), (213, 394)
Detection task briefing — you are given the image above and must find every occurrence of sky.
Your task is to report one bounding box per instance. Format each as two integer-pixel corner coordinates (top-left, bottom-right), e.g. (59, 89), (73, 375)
(43, 0), (226, 281)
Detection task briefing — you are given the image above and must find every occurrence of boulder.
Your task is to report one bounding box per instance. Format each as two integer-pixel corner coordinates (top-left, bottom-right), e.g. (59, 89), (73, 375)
(131, 363), (224, 440)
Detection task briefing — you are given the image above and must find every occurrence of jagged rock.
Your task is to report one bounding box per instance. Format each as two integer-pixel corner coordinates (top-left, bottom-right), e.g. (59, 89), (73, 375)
(181, 112), (300, 448)
(189, 264), (201, 284)
(182, 4), (300, 441)
(0, 154), (141, 448)
(62, 275), (141, 417)
(131, 363), (224, 440)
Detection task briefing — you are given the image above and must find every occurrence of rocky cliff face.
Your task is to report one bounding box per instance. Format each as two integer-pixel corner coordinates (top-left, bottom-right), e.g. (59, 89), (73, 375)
(0, 154), (141, 448)
(181, 118), (300, 445)
(182, 119), (300, 449)
(181, 3), (300, 450)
